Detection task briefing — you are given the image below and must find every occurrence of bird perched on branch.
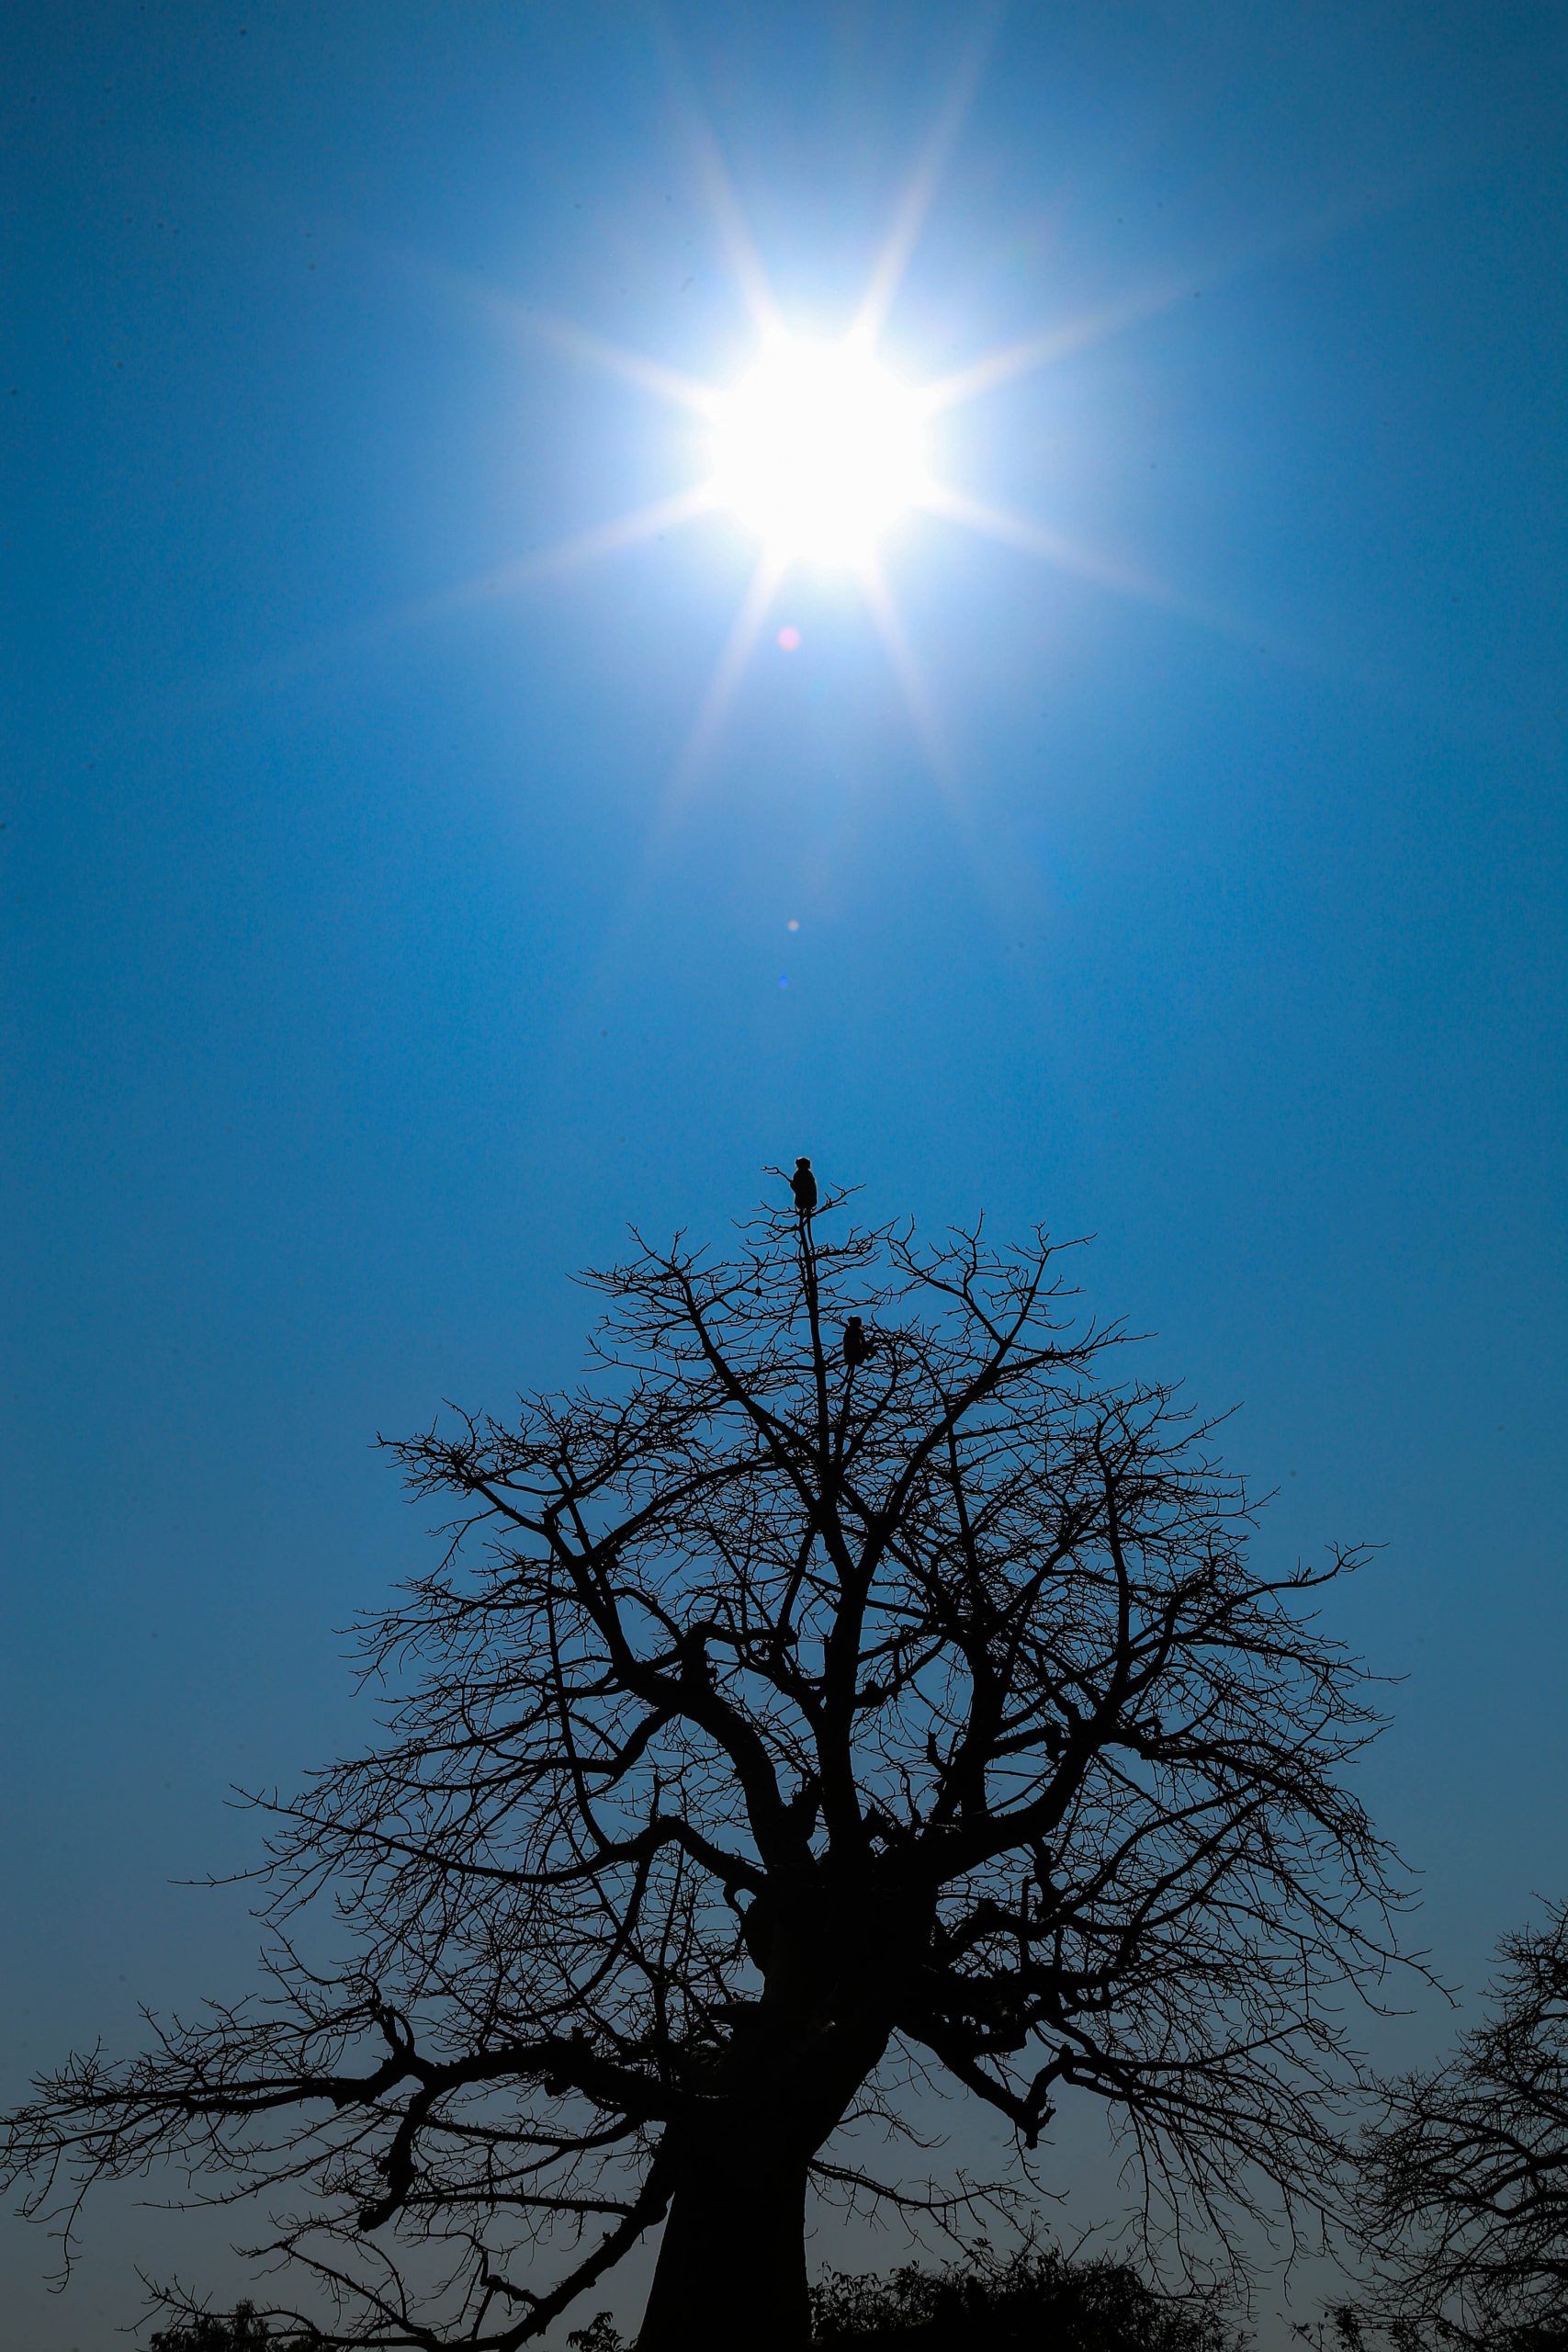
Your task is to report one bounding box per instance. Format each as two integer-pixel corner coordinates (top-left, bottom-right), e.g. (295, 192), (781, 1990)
(842, 1315), (873, 1369)
(790, 1156), (818, 1216)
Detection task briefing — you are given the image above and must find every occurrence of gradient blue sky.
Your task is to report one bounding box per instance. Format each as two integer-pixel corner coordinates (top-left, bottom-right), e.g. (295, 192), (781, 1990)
(3, 4), (1564, 2344)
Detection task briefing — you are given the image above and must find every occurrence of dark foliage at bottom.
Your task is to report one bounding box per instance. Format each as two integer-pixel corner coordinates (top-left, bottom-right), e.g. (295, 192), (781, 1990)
(808, 2245), (1247, 2351)
(1293, 2312), (1568, 2352)
(151, 2303), (318, 2351)
(557, 2244), (1248, 2351)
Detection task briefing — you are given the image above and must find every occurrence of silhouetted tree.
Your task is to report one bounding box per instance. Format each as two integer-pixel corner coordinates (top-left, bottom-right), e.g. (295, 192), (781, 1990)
(1359, 1902), (1568, 2347)
(4, 1189), (1408, 2352)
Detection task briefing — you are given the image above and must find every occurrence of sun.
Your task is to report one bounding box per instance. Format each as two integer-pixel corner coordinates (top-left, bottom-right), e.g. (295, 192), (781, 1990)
(468, 98), (1201, 779)
(709, 337), (927, 569)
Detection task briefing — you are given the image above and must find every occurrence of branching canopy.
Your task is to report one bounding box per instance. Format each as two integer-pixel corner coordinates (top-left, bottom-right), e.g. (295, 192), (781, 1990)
(3, 1195), (1409, 2347)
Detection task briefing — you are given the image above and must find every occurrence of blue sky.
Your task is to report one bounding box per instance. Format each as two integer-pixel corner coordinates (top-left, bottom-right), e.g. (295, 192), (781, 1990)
(2, 3), (1564, 2342)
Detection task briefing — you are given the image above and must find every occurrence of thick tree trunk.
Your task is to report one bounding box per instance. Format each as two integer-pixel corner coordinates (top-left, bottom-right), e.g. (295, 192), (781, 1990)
(635, 2134), (813, 2352)
(633, 1881), (903, 2349)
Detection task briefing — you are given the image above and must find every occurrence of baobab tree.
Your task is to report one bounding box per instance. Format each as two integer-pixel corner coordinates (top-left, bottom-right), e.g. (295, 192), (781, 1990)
(4, 1185), (1409, 2351)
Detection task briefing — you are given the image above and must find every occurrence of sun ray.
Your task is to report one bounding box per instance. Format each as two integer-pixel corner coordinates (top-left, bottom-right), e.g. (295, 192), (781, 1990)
(652, 46), (784, 343)
(860, 556), (1053, 936)
(858, 558), (954, 788)
(918, 481), (1281, 653)
(671, 550), (787, 798)
(849, 20), (996, 353)
(919, 177), (1427, 422)
(694, 139), (783, 341)
(161, 486), (716, 726)
(332, 241), (725, 419)
(479, 482), (721, 592)
(918, 275), (1201, 416)
(521, 311), (721, 417)
(916, 480), (1181, 607)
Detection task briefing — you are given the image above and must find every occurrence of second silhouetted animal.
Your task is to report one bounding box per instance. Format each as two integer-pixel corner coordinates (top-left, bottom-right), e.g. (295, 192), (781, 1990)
(842, 1316), (872, 1368)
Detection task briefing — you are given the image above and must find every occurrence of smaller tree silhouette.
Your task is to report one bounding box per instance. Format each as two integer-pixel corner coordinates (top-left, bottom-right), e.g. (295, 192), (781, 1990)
(1360, 1901), (1568, 2347)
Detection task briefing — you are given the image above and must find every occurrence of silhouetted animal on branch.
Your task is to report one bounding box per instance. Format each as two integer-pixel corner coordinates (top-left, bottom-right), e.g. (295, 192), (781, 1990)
(790, 1156), (818, 1216)
(841, 1316), (873, 1369)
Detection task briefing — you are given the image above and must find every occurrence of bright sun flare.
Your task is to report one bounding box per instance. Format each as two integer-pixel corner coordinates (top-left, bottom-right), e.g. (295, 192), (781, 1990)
(710, 339), (927, 567)
(482, 111), (1199, 780)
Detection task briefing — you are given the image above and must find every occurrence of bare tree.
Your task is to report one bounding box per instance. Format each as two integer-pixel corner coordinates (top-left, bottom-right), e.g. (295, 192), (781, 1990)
(1359, 1902), (1568, 2346)
(4, 1188), (1408, 2351)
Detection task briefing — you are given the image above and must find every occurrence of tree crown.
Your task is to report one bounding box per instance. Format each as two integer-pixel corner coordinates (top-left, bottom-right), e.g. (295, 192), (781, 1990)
(2, 1192), (1410, 2346)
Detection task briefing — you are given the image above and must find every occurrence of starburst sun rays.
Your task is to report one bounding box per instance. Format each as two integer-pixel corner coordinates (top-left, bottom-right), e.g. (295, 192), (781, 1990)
(475, 116), (1212, 787)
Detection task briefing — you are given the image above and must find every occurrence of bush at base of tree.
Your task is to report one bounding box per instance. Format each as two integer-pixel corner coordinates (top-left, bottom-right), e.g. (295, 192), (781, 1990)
(150, 2305), (319, 2350)
(1293, 2310), (1568, 2352)
(562, 2243), (1249, 2351)
(810, 2244), (1247, 2350)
